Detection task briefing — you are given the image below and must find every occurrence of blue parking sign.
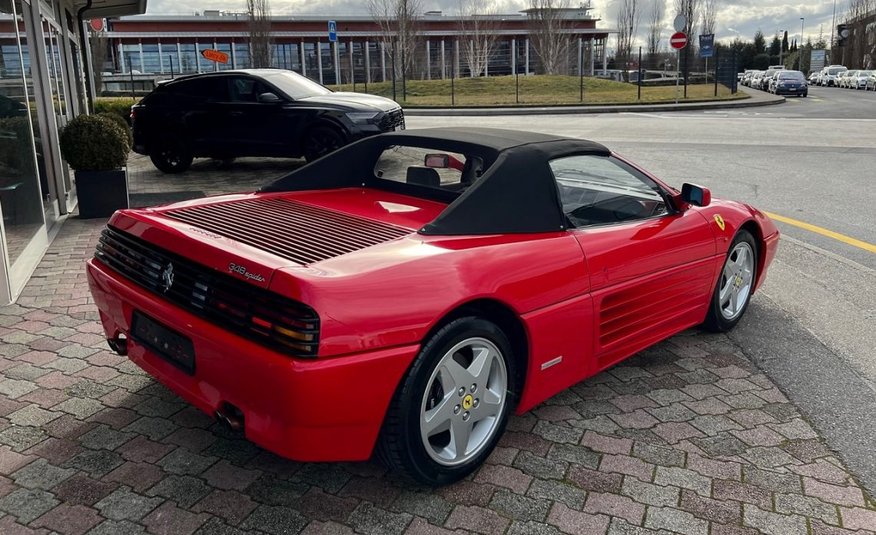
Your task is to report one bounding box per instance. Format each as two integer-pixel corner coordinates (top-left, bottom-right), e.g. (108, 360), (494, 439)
(328, 20), (337, 42)
(699, 34), (714, 58)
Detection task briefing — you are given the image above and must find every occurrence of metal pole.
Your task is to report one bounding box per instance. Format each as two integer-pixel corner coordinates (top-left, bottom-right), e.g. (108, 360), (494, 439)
(451, 60), (455, 106)
(391, 40), (397, 101)
(579, 43), (584, 102)
(714, 48), (719, 96)
(637, 47), (642, 100)
(401, 41), (406, 101)
(683, 42), (688, 98)
(169, 54), (174, 79)
(675, 49), (680, 103)
(129, 53), (135, 99)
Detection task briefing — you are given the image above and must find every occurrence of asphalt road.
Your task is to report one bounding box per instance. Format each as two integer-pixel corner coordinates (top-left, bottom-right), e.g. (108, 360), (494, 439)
(408, 87), (876, 495)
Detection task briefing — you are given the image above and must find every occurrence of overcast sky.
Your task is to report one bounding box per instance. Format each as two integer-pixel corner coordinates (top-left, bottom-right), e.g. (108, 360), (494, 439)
(143, 0), (847, 50)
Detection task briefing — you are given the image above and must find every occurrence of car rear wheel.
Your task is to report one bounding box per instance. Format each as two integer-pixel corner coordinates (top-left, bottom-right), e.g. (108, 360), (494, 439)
(150, 139), (193, 174)
(703, 230), (757, 332)
(303, 124), (346, 162)
(377, 317), (516, 485)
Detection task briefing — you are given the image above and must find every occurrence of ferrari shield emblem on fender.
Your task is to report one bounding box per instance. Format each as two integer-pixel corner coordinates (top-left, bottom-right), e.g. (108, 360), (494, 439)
(713, 214), (726, 231)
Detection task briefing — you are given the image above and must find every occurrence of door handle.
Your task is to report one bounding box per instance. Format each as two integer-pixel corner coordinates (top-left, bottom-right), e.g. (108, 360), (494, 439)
(230, 111), (244, 117)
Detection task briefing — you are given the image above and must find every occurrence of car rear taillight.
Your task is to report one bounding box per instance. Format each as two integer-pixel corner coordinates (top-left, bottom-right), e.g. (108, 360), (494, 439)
(130, 108), (136, 122)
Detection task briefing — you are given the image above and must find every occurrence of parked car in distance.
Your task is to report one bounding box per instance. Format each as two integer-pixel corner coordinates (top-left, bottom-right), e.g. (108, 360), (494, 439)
(761, 70), (781, 91)
(852, 70), (871, 89)
(131, 69), (405, 173)
(86, 127), (779, 485)
(820, 65), (847, 86)
(770, 70), (808, 96)
(838, 70), (857, 88)
(808, 72), (819, 84)
(866, 71), (876, 91)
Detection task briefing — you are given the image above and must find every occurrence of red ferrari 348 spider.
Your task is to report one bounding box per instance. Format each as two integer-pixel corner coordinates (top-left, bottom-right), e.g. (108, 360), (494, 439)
(87, 128), (779, 485)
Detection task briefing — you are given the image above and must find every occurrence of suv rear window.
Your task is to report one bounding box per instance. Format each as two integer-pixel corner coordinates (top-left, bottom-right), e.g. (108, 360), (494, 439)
(165, 77), (229, 101)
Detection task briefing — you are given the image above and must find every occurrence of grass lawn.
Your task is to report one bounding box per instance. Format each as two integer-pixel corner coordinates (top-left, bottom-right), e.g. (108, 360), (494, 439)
(326, 75), (745, 107)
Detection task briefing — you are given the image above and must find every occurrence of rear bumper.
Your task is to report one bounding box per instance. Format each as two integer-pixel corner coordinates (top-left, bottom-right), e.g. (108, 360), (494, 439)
(86, 258), (418, 462)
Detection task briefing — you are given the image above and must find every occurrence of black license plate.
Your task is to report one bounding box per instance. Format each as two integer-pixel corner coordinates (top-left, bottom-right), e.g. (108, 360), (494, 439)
(131, 311), (195, 375)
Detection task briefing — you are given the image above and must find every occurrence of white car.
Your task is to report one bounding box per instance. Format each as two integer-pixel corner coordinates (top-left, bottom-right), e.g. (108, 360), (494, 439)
(852, 70), (871, 89)
(821, 65), (848, 86)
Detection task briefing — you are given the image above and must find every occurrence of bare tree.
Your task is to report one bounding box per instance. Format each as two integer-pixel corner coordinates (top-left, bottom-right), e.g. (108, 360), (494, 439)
(526, 0), (573, 75)
(700, 0), (717, 36)
(368, 0), (422, 80)
(616, 0), (641, 67)
(246, 0), (272, 68)
(647, 0), (663, 59)
(457, 0), (500, 77)
(673, 0), (701, 42)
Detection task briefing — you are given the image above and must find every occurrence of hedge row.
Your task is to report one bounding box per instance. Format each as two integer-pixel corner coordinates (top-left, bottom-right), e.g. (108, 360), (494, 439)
(94, 97), (139, 123)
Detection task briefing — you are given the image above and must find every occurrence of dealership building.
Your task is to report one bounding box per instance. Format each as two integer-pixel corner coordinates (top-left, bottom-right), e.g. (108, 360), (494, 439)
(0, 5), (608, 304)
(0, 0), (146, 304)
(98, 8), (611, 86)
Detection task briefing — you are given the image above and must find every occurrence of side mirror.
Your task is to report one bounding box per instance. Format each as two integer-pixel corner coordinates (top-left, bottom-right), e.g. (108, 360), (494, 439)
(681, 183), (712, 207)
(257, 92), (281, 104)
(424, 153), (450, 168)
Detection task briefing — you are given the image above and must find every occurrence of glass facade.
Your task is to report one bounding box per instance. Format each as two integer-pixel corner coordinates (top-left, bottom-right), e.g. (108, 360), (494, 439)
(0, 0), (43, 270)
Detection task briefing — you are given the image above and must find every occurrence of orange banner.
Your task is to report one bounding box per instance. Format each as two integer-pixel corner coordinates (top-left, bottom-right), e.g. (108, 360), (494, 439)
(201, 49), (229, 64)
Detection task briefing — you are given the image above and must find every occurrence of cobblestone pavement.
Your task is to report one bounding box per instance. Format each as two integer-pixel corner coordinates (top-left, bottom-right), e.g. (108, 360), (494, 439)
(1, 158), (875, 534)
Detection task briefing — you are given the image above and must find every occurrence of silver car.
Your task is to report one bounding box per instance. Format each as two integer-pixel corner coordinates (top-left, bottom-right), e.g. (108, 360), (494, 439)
(821, 65), (848, 86)
(853, 70), (871, 89)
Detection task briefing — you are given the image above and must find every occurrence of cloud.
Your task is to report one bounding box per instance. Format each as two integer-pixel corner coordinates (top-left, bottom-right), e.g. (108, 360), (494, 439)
(143, 0), (843, 48)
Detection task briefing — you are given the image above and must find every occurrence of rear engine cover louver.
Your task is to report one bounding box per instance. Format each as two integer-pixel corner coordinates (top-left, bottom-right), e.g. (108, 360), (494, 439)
(164, 197), (411, 265)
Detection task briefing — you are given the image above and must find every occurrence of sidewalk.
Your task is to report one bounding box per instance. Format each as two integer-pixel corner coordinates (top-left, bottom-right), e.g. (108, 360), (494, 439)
(404, 86), (783, 116)
(1, 206), (874, 534)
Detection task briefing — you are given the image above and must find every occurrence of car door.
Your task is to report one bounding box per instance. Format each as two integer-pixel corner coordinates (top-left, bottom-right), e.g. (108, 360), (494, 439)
(550, 154), (717, 370)
(169, 76), (230, 154)
(219, 75), (292, 156)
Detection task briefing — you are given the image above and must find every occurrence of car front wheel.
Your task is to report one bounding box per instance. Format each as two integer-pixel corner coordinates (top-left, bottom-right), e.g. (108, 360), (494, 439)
(150, 139), (193, 174)
(303, 125), (346, 162)
(703, 230), (758, 332)
(377, 317), (516, 485)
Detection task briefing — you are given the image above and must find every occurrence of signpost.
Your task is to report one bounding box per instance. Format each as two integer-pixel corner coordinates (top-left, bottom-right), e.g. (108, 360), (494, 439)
(673, 14), (686, 33)
(699, 34), (714, 58)
(200, 49), (229, 64)
(328, 20), (337, 43)
(670, 32), (687, 104)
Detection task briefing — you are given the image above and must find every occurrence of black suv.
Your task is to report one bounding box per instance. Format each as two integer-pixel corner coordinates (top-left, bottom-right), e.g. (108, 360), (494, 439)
(131, 69), (404, 173)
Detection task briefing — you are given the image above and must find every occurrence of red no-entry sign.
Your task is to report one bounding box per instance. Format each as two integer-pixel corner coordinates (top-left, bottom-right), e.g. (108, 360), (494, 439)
(670, 32), (688, 50)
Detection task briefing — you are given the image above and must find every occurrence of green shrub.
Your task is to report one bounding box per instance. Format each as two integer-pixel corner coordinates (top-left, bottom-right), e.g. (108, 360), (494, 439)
(97, 112), (132, 151)
(59, 114), (128, 171)
(94, 97), (138, 123)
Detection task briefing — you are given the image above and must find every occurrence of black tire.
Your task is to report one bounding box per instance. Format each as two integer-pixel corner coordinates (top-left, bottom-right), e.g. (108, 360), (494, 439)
(377, 317), (518, 486)
(150, 138), (193, 174)
(303, 124), (346, 162)
(703, 230), (758, 333)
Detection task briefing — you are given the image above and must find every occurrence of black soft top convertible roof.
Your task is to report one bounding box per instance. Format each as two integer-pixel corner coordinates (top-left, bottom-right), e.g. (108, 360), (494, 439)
(262, 127), (611, 235)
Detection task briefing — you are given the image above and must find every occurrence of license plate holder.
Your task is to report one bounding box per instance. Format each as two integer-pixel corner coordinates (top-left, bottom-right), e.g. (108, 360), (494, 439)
(131, 311), (195, 375)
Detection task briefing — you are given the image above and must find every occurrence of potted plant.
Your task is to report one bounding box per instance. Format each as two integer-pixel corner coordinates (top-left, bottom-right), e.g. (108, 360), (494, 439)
(59, 114), (130, 219)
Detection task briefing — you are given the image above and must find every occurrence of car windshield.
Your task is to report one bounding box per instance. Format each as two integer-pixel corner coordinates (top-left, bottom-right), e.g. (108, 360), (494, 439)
(262, 71), (332, 99)
(779, 72), (805, 80)
(828, 68), (846, 75)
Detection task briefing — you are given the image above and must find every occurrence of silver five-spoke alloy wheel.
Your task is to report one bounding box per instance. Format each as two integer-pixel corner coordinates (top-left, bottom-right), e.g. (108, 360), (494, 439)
(718, 241), (754, 321)
(419, 337), (507, 466)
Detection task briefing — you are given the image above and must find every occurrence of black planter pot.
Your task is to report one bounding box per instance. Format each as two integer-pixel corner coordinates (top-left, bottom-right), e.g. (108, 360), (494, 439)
(75, 168), (129, 219)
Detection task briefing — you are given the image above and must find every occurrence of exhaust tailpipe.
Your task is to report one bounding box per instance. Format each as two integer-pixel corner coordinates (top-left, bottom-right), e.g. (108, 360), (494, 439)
(107, 335), (128, 356)
(215, 402), (244, 433)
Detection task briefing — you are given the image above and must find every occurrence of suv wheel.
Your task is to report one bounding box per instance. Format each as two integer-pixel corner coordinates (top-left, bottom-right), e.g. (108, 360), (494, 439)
(303, 125), (346, 162)
(150, 139), (193, 174)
